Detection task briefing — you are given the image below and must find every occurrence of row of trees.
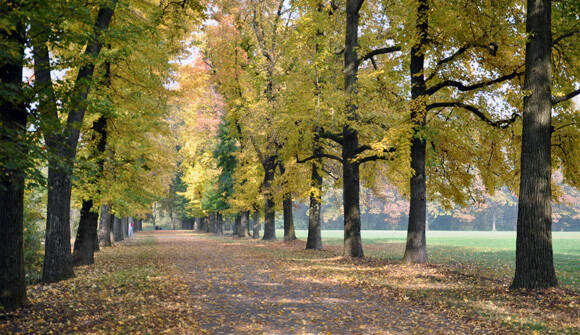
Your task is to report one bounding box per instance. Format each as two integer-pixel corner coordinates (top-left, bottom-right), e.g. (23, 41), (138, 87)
(1, 0), (578, 313)
(1, 0), (202, 311)
(175, 0), (578, 293)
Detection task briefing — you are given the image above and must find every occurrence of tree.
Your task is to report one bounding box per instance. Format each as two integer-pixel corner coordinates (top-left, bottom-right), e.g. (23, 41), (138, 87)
(511, 0), (580, 289)
(0, 0), (28, 310)
(32, 0), (117, 283)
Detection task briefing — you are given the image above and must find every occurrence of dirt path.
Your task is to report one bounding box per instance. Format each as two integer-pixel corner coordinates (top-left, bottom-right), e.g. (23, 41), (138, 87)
(153, 231), (490, 335)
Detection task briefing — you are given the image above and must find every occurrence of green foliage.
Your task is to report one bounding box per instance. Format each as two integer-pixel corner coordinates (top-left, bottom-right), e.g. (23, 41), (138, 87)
(213, 121), (238, 211)
(23, 184), (46, 284)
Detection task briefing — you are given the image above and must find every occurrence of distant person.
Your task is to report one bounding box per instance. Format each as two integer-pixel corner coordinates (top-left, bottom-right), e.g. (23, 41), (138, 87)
(129, 220), (134, 238)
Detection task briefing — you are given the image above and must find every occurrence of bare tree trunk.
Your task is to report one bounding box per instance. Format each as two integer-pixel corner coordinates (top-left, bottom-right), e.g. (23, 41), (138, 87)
(306, 155), (323, 250)
(234, 214), (241, 237)
(252, 211), (260, 239)
(72, 200), (99, 266)
(122, 217), (128, 239)
(113, 215), (123, 242)
(283, 195), (296, 241)
(403, 0), (428, 264)
(262, 157), (277, 240)
(98, 205), (112, 247)
(240, 211), (250, 237)
(152, 203), (157, 230)
(200, 217), (209, 232)
(511, 0), (557, 290)
(216, 213), (224, 236)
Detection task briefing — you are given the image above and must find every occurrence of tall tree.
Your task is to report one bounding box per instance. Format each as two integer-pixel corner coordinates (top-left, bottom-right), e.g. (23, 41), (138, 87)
(511, 0), (579, 289)
(32, 0), (117, 283)
(0, 1), (27, 310)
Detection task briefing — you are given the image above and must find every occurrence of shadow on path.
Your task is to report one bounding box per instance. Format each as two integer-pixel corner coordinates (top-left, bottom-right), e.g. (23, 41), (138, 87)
(153, 232), (491, 335)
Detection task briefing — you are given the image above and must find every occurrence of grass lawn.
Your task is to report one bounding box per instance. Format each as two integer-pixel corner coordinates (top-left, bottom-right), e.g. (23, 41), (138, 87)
(276, 230), (580, 291)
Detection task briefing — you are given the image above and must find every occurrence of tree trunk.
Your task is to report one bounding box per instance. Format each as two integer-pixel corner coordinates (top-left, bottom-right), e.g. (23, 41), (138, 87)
(283, 195), (296, 241)
(262, 156), (277, 240)
(342, 128), (363, 257)
(33, 2), (117, 284)
(233, 215), (241, 237)
(252, 211), (260, 239)
(0, 14), (27, 310)
(245, 213), (251, 237)
(122, 217), (128, 239)
(42, 165), (75, 282)
(306, 155), (323, 250)
(113, 215), (123, 242)
(511, 0), (557, 290)
(492, 211), (497, 231)
(216, 213), (224, 236)
(403, 0), (428, 264)
(72, 200), (99, 266)
(98, 205), (112, 247)
(341, 0), (364, 257)
(241, 211), (250, 237)
(152, 203), (157, 230)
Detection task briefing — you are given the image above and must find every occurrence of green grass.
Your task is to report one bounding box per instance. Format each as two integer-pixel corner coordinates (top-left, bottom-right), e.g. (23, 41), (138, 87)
(277, 229), (580, 290)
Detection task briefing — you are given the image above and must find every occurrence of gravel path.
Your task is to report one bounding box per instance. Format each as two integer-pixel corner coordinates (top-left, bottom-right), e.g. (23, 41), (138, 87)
(154, 232), (490, 335)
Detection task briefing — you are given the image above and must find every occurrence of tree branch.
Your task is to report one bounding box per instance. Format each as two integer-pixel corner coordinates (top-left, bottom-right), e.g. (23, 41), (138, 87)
(270, 0), (286, 54)
(426, 102), (519, 128)
(354, 145), (371, 155)
(296, 153), (343, 164)
(553, 29), (579, 46)
(426, 69), (521, 96)
(356, 146), (396, 164)
(360, 46), (401, 61)
(552, 89), (580, 105)
(426, 43), (498, 81)
(319, 129), (343, 145)
(250, 0), (272, 63)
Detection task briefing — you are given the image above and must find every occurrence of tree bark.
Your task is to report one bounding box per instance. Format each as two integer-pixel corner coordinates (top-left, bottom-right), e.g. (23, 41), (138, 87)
(43, 166), (76, 282)
(283, 195), (296, 241)
(216, 213), (224, 236)
(113, 215), (123, 242)
(306, 155), (323, 250)
(98, 205), (112, 247)
(241, 211), (250, 237)
(233, 215), (241, 237)
(72, 200), (99, 266)
(252, 211), (260, 239)
(342, 0), (364, 257)
(122, 217), (128, 239)
(403, 0), (429, 264)
(511, 0), (557, 290)
(262, 156), (277, 240)
(0, 13), (27, 310)
(342, 128), (363, 257)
